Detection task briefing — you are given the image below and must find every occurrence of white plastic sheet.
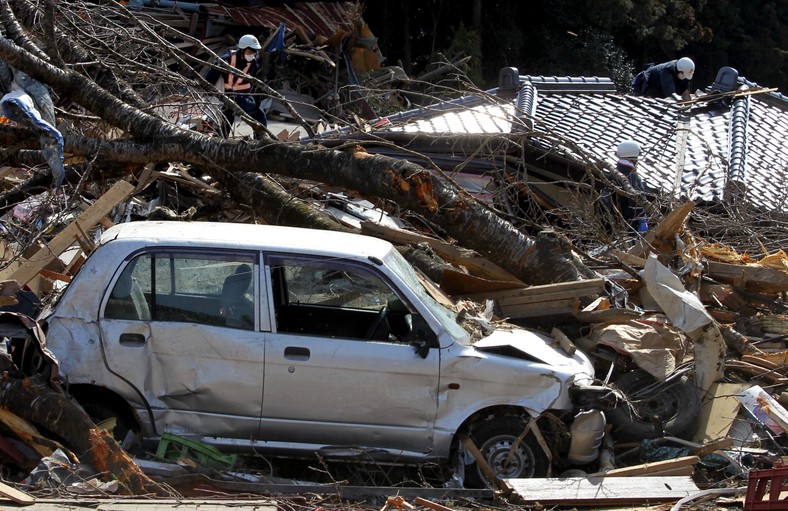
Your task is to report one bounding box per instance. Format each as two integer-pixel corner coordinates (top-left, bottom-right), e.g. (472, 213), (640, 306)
(641, 252), (713, 334)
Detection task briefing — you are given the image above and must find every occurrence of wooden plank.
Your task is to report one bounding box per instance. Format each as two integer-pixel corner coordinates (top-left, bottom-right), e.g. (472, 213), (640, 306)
(0, 166), (16, 180)
(551, 327), (576, 355)
(465, 278), (605, 304)
(496, 286), (602, 307)
(498, 297), (579, 319)
(0, 181), (134, 286)
(690, 437), (733, 456)
(0, 479), (35, 504)
(588, 456), (699, 477)
(505, 476), (700, 505)
(726, 360), (788, 384)
(459, 435), (508, 491)
(440, 268), (525, 296)
(572, 305), (643, 323)
(413, 497), (452, 511)
(706, 260), (788, 294)
(148, 475), (494, 500)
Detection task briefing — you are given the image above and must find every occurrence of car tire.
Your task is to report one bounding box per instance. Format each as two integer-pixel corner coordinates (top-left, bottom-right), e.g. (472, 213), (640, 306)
(464, 416), (549, 488)
(608, 369), (700, 441)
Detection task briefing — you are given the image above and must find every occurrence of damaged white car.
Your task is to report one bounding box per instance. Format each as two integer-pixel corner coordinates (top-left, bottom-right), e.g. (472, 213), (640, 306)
(33, 221), (615, 486)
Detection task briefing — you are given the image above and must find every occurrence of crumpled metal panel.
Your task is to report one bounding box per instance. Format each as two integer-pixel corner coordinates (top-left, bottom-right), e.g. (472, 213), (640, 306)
(205, 2), (359, 39)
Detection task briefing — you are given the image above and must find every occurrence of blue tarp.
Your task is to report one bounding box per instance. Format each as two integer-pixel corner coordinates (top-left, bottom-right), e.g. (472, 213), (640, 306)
(0, 67), (65, 187)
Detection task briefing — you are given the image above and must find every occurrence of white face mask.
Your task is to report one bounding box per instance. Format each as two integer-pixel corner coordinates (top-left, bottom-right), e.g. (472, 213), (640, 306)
(244, 53), (256, 62)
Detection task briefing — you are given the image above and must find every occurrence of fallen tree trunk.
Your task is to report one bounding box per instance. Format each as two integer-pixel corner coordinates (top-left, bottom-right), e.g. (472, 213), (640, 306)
(215, 170), (352, 232)
(0, 356), (166, 496)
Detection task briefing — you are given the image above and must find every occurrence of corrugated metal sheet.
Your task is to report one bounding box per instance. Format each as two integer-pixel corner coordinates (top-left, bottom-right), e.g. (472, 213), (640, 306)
(205, 2), (360, 38)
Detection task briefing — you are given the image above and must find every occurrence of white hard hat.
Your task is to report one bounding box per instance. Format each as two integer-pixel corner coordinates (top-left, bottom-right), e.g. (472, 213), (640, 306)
(677, 57), (695, 79)
(238, 34), (262, 50)
(616, 140), (641, 159)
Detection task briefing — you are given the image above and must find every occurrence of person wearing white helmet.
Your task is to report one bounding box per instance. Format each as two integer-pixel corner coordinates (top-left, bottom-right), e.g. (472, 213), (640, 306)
(632, 57), (694, 100)
(602, 140), (648, 233)
(205, 34), (267, 132)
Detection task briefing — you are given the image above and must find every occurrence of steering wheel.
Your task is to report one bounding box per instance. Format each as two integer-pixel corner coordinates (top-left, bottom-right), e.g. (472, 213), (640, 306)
(365, 306), (388, 339)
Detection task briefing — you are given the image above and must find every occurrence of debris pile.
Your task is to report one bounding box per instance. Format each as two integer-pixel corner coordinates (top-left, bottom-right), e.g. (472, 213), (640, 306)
(0, 163), (785, 509)
(0, 1), (786, 510)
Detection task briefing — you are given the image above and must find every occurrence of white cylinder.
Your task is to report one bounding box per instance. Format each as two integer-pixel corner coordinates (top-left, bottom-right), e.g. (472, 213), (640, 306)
(567, 409), (607, 465)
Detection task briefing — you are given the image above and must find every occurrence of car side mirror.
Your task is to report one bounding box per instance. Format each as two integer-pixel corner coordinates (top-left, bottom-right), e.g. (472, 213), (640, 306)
(409, 315), (435, 359)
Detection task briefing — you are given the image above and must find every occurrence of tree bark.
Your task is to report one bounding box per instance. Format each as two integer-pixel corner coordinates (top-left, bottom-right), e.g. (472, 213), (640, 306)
(0, 357), (166, 495)
(214, 170), (353, 231)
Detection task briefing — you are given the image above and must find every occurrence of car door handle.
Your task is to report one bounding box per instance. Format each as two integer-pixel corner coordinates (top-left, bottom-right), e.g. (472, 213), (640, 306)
(284, 346), (310, 360)
(119, 333), (146, 346)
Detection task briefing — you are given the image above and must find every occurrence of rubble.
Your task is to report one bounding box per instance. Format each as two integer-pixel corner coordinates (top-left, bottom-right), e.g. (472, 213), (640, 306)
(0, 0), (786, 509)
(0, 163), (785, 510)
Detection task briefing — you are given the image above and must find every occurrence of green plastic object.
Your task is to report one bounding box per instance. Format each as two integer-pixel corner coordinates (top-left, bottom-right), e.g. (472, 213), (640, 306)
(155, 432), (237, 470)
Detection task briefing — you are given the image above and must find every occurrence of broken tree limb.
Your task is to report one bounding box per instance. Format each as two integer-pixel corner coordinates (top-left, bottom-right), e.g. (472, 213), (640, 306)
(0, 27), (597, 285)
(0, 356), (166, 496)
(360, 221), (523, 284)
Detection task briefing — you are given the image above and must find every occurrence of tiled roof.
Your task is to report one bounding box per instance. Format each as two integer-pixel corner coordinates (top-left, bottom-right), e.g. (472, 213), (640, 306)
(315, 71), (787, 212)
(530, 79), (788, 210)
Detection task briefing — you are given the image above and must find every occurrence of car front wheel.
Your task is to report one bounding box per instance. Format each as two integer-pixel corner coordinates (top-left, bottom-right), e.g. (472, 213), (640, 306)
(464, 416), (549, 488)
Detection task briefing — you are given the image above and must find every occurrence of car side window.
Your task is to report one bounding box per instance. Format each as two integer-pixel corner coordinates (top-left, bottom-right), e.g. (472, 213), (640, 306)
(104, 251), (257, 330)
(268, 255), (413, 342)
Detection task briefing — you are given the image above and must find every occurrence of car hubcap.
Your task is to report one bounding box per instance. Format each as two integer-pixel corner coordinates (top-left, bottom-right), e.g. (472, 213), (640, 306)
(480, 435), (533, 479)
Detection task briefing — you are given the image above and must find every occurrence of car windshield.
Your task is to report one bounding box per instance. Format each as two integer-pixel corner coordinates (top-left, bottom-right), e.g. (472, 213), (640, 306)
(384, 248), (471, 343)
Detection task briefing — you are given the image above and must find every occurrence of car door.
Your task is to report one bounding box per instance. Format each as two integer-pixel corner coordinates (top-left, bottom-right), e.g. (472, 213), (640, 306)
(261, 254), (440, 457)
(98, 249), (265, 440)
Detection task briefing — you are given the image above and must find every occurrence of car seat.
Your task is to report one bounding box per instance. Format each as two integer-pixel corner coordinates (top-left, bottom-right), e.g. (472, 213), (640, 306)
(220, 264), (254, 329)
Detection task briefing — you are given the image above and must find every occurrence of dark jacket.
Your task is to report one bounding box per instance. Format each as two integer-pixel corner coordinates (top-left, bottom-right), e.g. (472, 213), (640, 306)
(614, 160), (647, 231)
(205, 49), (260, 95)
(205, 49), (267, 127)
(639, 60), (690, 99)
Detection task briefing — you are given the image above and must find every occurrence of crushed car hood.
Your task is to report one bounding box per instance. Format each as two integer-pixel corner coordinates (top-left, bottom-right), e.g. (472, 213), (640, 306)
(472, 327), (593, 375)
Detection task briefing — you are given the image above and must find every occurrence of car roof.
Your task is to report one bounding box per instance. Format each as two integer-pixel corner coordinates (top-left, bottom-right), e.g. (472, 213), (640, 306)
(99, 221), (395, 259)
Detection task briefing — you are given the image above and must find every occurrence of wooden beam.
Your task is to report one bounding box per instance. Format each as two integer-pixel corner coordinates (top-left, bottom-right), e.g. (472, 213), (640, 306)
(459, 435), (508, 491)
(498, 297), (579, 319)
(0, 180), (134, 286)
(707, 260), (788, 294)
(505, 476), (700, 506)
(551, 327), (576, 356)
(0, 479), (35, 505)
(587, 456), (699, 478)
(465, 278), (605, 304)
